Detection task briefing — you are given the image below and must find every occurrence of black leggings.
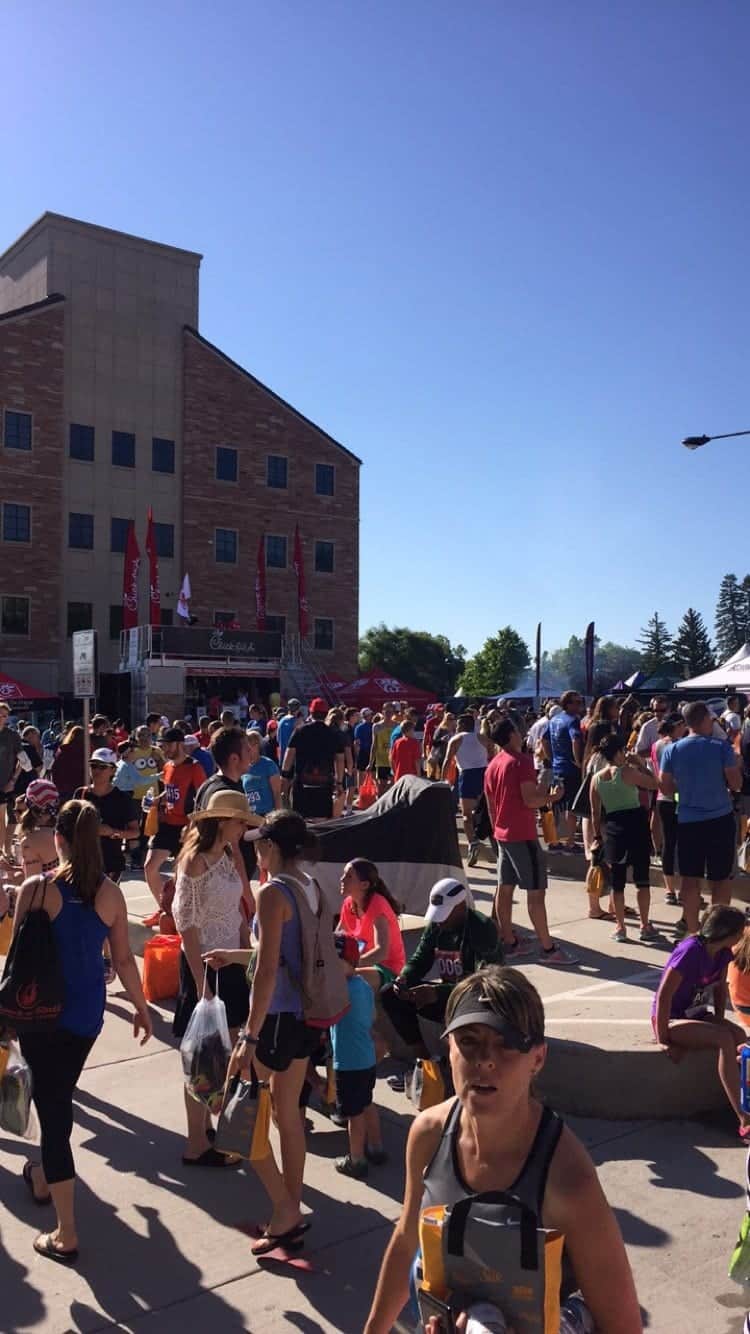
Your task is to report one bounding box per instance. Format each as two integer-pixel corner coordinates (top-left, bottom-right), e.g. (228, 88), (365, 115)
(19, 1029), (96, 1184)
(379, 984), (449, 1049)
(658, 800), (678, 878)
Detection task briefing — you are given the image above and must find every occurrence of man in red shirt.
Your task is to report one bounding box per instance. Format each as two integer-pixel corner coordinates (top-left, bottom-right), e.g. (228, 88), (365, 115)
(484, 718), (574, 966)
(143, 727), (201, 919)
(390, 720), (422, 782)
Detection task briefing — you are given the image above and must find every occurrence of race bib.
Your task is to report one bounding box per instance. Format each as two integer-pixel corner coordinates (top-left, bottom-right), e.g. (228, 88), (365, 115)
(425, 950), (463, 983)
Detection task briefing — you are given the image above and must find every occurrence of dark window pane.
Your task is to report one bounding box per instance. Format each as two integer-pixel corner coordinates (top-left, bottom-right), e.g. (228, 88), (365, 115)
(112, 431), (135, 467)
(4, 411), (32, 451)
(69, 512), (94, 549)
(216, 446), (238, 482)
(70, 423), (95, 461)
(2, 503), (31, 542)
(214, 610), (238, 627)
(161, 608), (174, 626)
(314, 540), (334, 573)
(109, 604), (123, 640)
(265, 614), (286, 634)
(314, 618), (334, 651)
(152, 437), (175, 473)
(315, 463), (335, 496)
(153, 522), (174, 558)
(266, 455), (288, 489)
(1, 595), (29, 635)
(110, 517), (132, 552)
(215, 528), (238, 564)
(67, 602), (93, 636)
(266, 534), (287, 568)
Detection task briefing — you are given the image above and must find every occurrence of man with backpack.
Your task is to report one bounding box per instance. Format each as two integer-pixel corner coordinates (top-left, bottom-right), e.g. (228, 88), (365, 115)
(281, 698), (345, 819)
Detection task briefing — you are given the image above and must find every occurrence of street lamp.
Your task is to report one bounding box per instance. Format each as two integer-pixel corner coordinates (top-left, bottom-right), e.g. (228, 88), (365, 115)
(682, 429), (750, 450)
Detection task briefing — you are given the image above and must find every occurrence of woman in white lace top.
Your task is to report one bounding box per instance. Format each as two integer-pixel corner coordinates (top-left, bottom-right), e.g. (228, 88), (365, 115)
(172, 789), (255, 1166)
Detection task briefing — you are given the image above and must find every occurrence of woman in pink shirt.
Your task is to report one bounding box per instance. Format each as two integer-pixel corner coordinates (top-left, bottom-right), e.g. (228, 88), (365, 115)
(338, 858), (406, 992)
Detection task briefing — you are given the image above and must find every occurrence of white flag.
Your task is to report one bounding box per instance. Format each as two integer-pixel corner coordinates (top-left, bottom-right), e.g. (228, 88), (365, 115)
(177, 572), (192, 620)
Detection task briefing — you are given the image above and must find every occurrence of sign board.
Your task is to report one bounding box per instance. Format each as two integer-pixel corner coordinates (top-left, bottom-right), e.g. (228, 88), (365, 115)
(73, 629), (97, 699)
(154, 626), (282, 661)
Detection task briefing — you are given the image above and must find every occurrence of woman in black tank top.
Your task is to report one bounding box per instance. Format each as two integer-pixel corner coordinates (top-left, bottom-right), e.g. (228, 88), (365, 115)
(365, 966), (642, 1334)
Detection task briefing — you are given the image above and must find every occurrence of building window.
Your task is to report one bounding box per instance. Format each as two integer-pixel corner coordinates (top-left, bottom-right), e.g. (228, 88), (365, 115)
(4, 410), (32, 451)
(1, 595), (29, 635)
(265, 614), (286, 635)
(266, 455), (288, 489)
(265, 534), (287, 568)
(161, 608), (174, 626)
(314, 617), (334, 652)
(215, 528), (238, 564)
(214, 610), (238, 627)
(110, 517), (132, 553)
(109, 604), (123, 640)
(216, 446), (238, 482)
(67, 602), (93, 636)
(112, 431), (135, 468)
(2, 503), (31, 543)
(315, 463), (335, 496)
(314, 540), (334, 573)
(152, 437), (175, 473)
(69, 512), (94, 549)
(70, 423), (95, 461)
(153, 522), (174, 558)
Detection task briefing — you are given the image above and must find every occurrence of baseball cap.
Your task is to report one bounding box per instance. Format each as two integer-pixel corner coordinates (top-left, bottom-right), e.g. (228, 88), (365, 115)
(288, 698), (301, 710)
(441, 986), (534, 1052)
(90, 748), (117, 766)
(424, 877), (467, 924)
(335, 934), (360, 968)
(182, 734), (199, 751)
(162, 727), (185, 742)
(310, 697), (328, 717)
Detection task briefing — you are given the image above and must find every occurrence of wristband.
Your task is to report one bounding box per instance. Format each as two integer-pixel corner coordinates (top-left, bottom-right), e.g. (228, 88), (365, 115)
(238, 1031), (258, 1045)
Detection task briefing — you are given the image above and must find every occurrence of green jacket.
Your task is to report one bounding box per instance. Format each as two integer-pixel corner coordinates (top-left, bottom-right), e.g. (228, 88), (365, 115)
(399, 908), (503, 994)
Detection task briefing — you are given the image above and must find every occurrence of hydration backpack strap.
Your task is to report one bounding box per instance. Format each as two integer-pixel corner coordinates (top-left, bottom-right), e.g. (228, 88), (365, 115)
(446, 1190), (539, 1272)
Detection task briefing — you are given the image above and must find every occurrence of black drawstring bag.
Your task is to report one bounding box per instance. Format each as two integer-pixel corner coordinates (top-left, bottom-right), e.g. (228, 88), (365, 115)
(0, 877), (64, 1031)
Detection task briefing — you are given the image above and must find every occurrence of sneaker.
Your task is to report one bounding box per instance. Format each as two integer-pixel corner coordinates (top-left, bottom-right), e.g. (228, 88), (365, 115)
(673, 917), (688, 939)
(504, 935), (537, 959)
(611, 927), (627, 943)
(386, 1073), (406, 1093)
(329, 1110), (347, 1127)
(538, 944), (577, 966)
(467, 842), (480, 867)
(546, 842), (563, 853)
(365, 1146), (388, 1166)
(142, 910), (161, 927)
(639, 923), (660, 942)
(335, 1154), (368, 1180)
(664, 891), (679, 906)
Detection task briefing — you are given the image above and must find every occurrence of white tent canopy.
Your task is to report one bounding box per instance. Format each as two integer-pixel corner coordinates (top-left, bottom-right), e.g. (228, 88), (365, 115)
(679, 643), (750, 691)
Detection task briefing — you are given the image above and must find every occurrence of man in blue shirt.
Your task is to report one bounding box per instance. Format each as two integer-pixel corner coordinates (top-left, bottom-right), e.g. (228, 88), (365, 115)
(278, 700), (303, 767)
(544, 690), (584, 847)
(660, 700), (741, 934)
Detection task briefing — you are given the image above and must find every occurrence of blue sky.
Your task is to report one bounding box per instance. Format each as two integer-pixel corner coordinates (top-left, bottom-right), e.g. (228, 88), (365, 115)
(4, 1), (749, 659)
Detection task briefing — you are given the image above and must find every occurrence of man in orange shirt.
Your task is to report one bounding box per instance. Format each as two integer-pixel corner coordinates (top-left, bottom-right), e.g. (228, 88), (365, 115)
(390, 720), (422, 781)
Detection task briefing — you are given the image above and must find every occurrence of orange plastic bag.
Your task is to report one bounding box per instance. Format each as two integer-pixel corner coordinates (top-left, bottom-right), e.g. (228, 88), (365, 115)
(144, 795), (160, 838)
(357, 771), (378, 810)
(444, 756), (458, 787)
(541, 810), (557, 846)
(0, 912), (12, 957)
(142, 933), (181, 1002)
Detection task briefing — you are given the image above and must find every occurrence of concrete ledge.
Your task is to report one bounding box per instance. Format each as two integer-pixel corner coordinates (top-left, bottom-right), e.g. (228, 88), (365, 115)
(536, 1036), (726, 1119)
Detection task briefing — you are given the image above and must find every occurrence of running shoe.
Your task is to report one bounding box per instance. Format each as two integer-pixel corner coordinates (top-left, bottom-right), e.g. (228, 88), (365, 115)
(639, 923), (660, 942)
(142, 910), (161, 927)
(538, 945), (577, 966)
(673, 917), (688, 939)
(611, 927), (628, 943)
(467, 842), (480, 867)
(365, 1146), (388, 1166)
(504, 935), (537, 959)
(664, 891), (679, 906)
(335, 1155), (368, 1180)
(386, 1073), (407, 1093)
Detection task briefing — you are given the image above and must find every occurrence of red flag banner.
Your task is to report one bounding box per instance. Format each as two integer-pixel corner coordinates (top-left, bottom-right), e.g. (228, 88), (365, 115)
(122, 521), (141, 631)
(293, 524), (309, 638)
(145, 507), (161, 628)
(255, 535), (267, 632)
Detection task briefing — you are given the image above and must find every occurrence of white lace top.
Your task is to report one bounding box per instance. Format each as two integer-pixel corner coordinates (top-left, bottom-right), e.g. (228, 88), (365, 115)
(173, 850), (244, 952)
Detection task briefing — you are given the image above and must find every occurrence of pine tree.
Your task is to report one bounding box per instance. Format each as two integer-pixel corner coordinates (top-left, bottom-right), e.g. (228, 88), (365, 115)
(637, 612), (673, 676)
(672, 608), (715, 678)
(715, 573), (745, 661)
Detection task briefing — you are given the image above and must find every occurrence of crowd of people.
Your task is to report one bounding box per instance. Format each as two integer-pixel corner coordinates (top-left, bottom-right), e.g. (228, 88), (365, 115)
(2, 685), (750, 1329)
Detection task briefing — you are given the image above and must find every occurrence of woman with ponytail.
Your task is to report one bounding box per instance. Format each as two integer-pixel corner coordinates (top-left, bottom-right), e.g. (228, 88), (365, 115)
(339, 859), (406, 993)
(12, 798), (152, 1265)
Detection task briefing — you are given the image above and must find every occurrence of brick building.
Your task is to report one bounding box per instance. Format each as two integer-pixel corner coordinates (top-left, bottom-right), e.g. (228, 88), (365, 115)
(0, 213), (360, 715)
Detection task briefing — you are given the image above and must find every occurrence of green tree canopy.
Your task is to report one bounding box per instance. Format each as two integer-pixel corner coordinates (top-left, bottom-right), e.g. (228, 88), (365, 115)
(358, 624), (466, 697)
(715, 573), (746, 661)
(637, 612), (673, 676)
(545, 636), (643, 695)
(458, 627), (529, 696)
(672, 608), (715, 679)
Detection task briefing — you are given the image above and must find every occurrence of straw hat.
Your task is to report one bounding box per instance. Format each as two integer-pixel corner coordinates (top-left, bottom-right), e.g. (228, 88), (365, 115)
(191, 790), (263, 826)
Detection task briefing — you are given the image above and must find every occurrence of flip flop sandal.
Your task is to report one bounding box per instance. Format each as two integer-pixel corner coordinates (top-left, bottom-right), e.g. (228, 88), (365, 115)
(251, 1222), (309, 1256)
(33, 1233), (79, 1265)
(181, 1147), (239, 1168)
(23, 1162), (51, 1207)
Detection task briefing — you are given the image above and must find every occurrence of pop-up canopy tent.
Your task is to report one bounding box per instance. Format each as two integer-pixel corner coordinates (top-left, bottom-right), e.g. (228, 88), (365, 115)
(0, 671), (53, 702)
(679, 643), (750, 693)
(336, 668), (437, 711)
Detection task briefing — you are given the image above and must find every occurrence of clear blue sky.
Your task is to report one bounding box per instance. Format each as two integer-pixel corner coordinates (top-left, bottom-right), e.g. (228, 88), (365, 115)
(5, 1), (749, 659)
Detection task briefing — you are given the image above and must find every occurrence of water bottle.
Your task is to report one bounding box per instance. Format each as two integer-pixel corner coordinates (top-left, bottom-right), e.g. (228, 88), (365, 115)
(741, 1045), (750, 1114)
(142, 787), (154, 813)
(465, 1303), (508, 1334)
(560, 1293), (595, 1333)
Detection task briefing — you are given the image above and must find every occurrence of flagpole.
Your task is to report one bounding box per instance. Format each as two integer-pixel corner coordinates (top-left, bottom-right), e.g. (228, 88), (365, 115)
(535, 622), (541, 711)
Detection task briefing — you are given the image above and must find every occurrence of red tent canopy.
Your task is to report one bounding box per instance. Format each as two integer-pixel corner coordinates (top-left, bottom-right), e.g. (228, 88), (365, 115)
(337, 668), (437, 711)
(0, 672), (52, 702)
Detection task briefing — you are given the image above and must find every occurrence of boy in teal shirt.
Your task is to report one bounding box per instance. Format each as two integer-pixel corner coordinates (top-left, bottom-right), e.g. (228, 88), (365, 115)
(332, 934), (386, 1180)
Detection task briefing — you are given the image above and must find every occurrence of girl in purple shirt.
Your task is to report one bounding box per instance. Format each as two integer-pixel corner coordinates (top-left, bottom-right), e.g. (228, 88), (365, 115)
(652, 904), (748, 1136)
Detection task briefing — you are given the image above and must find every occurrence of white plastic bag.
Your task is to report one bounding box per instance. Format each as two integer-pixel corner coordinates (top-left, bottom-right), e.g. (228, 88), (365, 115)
(179, 981), (231, 1115)
(0, 1040), (36, 1139)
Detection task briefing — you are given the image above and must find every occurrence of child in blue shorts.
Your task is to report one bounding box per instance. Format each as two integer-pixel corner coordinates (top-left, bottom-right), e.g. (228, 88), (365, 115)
(332, 933), (386, 1179)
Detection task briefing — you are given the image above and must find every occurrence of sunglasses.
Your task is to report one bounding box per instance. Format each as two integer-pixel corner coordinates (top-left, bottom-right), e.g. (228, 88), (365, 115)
(90, 762), (113, 771)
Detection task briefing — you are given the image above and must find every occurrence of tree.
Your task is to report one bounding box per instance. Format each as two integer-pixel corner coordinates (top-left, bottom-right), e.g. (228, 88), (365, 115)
(458, 627), (529, 696)
(358, 624), (466, 697)
(715, 573), (746, 661)
(672, 608), (715, 679)
(545, 636), (643, 695)
(637, 612), (673, 676)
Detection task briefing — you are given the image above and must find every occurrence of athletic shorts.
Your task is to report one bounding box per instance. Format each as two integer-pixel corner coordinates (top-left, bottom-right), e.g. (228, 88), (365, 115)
(553, 770), (582, 814)
(457, 767), (486, 800)
(291, 782), (333, 820)
(335, 1065), (376, 1119)
(376, 767), (391, 783)
(255, 1010), (321, 1073)
(497, 840), (548, 891)
(148, 823), (184, 856)
(677, 812), (736, 882)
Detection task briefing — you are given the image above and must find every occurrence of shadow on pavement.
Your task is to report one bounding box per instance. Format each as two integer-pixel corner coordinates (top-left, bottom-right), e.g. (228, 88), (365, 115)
(0, 1218), (47, 1332)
